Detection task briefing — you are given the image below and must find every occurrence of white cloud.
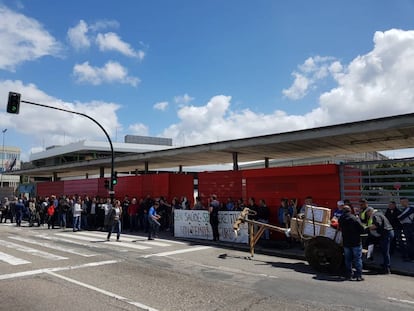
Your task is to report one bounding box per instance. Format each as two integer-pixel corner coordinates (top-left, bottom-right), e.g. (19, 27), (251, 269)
(67, 20), (90, 50)
(162, 95), (317, 146)
(283, 56), (338, 100)
(4, 28), (414, 161)
(73, 61), (140, 86)
(0, 6), (62, 71)
(154, 101), (169, 111)
(281, 73), (310, 100)
(96, 32), (145, 60)
(89, 20), (120, 32)
(319, 28), (414, 123)
(161, 29), (414, 151)
(174, 93), (194, 105)
(128, 123), (149, 136)
(67, 20), (144, 60)
(0, 79), (121, 156)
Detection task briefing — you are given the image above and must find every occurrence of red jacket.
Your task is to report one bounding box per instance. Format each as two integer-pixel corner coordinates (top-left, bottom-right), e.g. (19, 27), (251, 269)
(128, 203), (138, 216)
(47, 205), (55, 216)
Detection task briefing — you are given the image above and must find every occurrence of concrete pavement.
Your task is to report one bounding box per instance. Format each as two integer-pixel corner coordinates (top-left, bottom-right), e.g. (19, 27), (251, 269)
(170, 234), (414, 277)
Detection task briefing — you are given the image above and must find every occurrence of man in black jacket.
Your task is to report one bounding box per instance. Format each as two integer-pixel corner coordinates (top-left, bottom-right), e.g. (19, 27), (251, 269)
(339, 205), (365, 281)
(384, 200), (402, 255)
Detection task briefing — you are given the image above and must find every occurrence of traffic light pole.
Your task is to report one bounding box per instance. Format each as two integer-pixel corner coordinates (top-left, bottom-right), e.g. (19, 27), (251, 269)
(19, 98), (116, 202)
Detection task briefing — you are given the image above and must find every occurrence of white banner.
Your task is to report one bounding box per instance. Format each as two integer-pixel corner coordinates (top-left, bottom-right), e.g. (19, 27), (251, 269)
(218, 211), (248, 243)
(174, 210), (248, 243)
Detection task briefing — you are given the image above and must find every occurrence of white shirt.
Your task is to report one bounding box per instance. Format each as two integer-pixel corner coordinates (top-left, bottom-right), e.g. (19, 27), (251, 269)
(90, 203), (96, 215)
(73, 203), (82, 217)
(103, 203), (112, 216)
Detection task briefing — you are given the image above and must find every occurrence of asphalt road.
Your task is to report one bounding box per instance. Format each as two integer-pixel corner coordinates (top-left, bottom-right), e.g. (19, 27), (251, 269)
(1, 223), (413, 311)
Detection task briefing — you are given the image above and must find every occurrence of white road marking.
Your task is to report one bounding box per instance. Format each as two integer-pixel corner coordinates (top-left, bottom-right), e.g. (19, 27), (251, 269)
(36, 233), (102, 249)
(56, 232), (150, 250)
(8, 236), (96, 257)
(0, 251), (31, 265)
(133, 239), (170, 247)
(46, 271), (159, 311)
(388, 297), (414, 305)
(78, 231), (174, 247)
(142, 246), (211, 258)
(0, 260), (119, 280)
(0, 239), (67, 260)
(129, 236), (187, 245)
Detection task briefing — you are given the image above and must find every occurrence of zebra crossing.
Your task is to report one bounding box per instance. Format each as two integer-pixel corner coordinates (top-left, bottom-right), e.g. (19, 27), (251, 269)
(0, 229), (196, 267)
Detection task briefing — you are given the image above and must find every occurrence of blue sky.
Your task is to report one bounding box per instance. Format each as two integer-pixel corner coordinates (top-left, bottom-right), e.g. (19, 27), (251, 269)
(1, 0), (414, 162)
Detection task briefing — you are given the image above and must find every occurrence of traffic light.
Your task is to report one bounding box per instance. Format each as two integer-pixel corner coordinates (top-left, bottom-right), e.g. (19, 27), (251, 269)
(112, 171), (118, 185)
(104, 179), (110, 189)
(7, 92), (21, 114)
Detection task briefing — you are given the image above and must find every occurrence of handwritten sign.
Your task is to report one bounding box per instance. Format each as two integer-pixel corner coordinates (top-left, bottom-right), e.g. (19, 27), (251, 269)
(174, 210), (248, 243)
(174, 210), (212, 240)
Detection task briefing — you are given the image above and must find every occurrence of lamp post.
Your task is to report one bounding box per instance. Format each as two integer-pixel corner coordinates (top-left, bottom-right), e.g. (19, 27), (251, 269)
(6, 93), (116, 201)
(1, 128), (7, 187)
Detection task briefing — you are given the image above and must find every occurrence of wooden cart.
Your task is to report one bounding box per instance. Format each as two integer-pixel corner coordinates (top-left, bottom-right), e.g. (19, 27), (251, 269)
(233, 208), (344, 273)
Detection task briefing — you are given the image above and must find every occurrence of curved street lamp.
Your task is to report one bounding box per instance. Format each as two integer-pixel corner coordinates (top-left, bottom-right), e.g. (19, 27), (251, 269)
(1, 128), (7, 187)
(6, 92), (116, 201)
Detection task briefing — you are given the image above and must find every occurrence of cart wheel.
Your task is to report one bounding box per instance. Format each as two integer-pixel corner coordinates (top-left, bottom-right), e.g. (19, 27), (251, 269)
(304, 236), (343, 274)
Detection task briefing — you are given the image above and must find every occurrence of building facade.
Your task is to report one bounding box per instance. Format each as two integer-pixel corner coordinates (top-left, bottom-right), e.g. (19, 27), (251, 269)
(1, 145), (21, 188)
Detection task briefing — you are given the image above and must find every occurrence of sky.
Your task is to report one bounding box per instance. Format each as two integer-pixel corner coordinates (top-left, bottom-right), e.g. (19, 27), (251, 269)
(1, 0), (414, 163)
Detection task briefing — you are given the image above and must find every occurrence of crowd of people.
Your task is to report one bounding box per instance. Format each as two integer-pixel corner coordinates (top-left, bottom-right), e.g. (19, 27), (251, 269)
(332, 197), (414, 281)
(0, 194), (194, 240)
(1, 193), (413, 277)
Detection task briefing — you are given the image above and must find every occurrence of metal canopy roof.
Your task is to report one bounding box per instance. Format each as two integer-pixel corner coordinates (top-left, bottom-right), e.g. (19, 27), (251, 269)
(12, 112), (414, 177)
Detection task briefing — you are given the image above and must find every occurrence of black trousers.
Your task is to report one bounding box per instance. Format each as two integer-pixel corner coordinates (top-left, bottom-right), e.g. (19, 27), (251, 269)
(210, 215), (219, 241)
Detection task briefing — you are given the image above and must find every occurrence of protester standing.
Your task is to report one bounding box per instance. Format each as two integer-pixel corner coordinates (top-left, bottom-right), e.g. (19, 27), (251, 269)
(398, 197), (414, 261)
(209, 195), (220, 241)
(384, 200), (403, 255)
(366, 207), (394, 274)
(15, 199), (25, 227)
(107, 200), (122, 242)
(148, 201), (161, 240)
(72, 198), (82, 232)
(47, 201), (55, 229)
(338, 205), (365, 281)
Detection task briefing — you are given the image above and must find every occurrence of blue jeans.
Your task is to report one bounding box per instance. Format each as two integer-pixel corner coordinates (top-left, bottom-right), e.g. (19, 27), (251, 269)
(15, 211), (22, 226)
(148, 217), (160, 239)
(107, 220), (121, 240)
(380, 230), (394, 269)
(343, 245), (362, 278)
(59, 212), (67, 228)
(73, 216), (80, 231)
(258, 218), (270, 240)
(81, 214), (88, 230)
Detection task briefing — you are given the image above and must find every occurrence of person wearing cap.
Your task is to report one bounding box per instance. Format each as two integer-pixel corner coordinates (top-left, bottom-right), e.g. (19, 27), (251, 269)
(366, 207), (394, 274)
(333, 200), (345, 219)
(338, 205), (365, 281)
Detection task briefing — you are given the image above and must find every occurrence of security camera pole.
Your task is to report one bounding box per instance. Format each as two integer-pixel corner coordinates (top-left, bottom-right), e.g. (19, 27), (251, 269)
(6, 92), (116, 202)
